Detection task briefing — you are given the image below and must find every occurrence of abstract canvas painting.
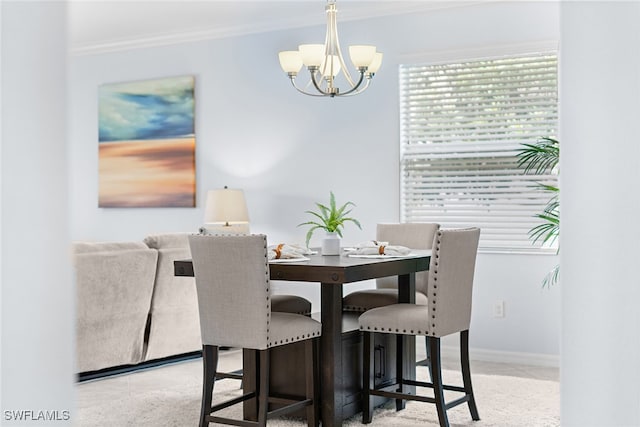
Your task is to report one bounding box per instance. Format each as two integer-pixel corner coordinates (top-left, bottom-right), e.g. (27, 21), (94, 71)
(98, 76), (196, 207)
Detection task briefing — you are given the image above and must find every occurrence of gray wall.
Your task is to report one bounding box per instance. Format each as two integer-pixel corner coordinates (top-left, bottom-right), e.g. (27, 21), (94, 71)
(69, 2), (560, 361)
(1, 1), (73, 424)
(561, 2), (640, 425)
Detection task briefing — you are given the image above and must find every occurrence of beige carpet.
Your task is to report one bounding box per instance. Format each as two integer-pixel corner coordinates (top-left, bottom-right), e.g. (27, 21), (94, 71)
(76, 364), (559, 426)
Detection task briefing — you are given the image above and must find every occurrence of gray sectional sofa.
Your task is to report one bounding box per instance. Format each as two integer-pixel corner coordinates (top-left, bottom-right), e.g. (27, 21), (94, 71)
(73, 233), (201, 374)
(143, 233), (202, 361)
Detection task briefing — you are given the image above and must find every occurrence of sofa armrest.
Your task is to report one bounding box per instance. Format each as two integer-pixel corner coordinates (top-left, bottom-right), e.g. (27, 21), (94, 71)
(143, 233), (191, 250)
(74, 245), (158, 373)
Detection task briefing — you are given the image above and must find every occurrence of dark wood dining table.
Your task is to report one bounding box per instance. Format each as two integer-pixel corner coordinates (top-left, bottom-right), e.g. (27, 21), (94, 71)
(174, 250), (431, 427)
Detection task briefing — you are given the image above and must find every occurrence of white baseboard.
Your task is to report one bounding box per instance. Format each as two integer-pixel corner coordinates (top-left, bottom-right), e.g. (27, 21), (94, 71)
(415, 337), (559, 368)
(441, 345), (559, 368)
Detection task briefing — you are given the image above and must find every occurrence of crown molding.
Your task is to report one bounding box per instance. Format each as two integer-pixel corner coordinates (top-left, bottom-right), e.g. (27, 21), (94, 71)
(70, 1), (490, 56)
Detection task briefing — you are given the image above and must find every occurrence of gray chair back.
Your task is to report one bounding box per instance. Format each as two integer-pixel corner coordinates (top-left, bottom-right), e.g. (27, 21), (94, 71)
(376, 223), (440, 294)
(188, 234), (272, 349)
(428, 228), (480, 337)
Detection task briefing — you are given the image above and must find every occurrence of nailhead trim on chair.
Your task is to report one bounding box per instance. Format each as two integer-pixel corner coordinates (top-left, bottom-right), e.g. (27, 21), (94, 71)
(263, 236), (272, 344)
(430, 230), (443, 336)
(343, 305), (368, 312)
(359, 325), (425, 335)
(267, 330), (321, 348)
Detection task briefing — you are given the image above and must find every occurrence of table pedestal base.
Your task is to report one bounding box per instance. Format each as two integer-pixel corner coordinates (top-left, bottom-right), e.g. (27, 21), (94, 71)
(244, 313), (415, 422)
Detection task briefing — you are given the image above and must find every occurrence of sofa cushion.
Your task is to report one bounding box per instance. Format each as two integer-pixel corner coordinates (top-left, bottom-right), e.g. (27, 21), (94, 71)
(73, 241), (148, 254)
(143, 233), (191, 249)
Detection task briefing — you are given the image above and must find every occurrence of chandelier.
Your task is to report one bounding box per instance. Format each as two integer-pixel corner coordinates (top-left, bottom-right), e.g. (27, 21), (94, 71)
(277, 0), (382, 98)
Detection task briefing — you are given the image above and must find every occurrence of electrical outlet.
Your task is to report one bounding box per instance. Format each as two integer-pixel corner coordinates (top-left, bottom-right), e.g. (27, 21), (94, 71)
(493, 300), (505, 318)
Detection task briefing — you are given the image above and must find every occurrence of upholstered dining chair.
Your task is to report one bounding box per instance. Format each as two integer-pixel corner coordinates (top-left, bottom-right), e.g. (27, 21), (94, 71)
(188, 234), (321, 427)
(358, 227), (481, 427)
(198, 231), (312, 316)
(343, 222), (439, 368)
(343, 223), (440, 311)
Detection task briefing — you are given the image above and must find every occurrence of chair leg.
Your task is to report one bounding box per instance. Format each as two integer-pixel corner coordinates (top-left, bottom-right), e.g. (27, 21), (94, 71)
(305, 339), (319, 427)
(395, 334), (405, 411)
(425, 335), (433, 382)
(200, 345), (218, 427)
(257, 349), (270, 427)
(460, 330), (480, 421)
(362, 331), (374, 424)
(429, 337), (449, 427)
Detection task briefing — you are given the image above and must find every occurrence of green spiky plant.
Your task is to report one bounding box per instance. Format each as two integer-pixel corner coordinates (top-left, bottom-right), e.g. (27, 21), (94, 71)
(298, 191), (362, 247)
(516, 136), (559, 287)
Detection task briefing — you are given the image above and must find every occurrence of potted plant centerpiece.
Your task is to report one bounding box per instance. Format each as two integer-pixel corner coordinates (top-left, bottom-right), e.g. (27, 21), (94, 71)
(299, 191), (361, 255)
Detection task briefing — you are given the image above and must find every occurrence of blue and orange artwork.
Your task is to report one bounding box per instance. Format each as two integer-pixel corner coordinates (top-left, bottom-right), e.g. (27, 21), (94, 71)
(98, 76), (195, 207)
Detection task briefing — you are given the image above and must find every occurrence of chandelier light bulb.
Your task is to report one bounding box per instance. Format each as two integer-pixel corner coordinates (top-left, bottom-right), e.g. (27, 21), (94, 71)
(320, 55), (342, 78)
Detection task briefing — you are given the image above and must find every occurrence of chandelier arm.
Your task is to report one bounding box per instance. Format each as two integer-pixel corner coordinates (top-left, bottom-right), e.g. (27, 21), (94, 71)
(333, 23), (355, 86)
(322, 3), (337, 92)
(310, 70), (333, 96)
(325, 0), (356, 88)
(334, 71), (366, 96)
(340, 77), (372, 97)
(289, 77), (330, 97)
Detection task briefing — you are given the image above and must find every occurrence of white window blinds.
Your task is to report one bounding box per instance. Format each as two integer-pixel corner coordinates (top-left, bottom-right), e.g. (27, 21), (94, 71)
(399, 52), (558, 252)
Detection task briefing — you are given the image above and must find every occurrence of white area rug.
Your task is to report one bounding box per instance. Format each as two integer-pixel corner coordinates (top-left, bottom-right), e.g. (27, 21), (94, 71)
(76, 365), (559, 427)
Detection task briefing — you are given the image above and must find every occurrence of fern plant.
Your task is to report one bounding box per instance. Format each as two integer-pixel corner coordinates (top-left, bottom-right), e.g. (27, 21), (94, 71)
(516, 137), (559, 287)
(298, 191), (362, 247)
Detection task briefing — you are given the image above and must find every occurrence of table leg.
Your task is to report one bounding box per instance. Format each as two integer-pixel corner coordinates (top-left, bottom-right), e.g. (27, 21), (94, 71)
(397, 273), (416, 408)
(320, 282), (343, 427)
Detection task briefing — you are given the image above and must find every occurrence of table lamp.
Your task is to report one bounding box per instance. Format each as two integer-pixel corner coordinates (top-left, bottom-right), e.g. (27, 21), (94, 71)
(201, 186), (250, 235)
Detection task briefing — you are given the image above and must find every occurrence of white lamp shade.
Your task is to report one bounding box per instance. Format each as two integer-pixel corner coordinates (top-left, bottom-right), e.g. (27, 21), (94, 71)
(320, 55), (341, 78)
(299, 44), (325, 67)
(204, 188), (249, 225)
(368, 52), (383, 74)
(278, 51), (303, 74)
(348, 45), (377, 68)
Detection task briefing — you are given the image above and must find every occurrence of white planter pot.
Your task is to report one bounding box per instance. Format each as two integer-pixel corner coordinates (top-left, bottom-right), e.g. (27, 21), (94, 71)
(321, 232), (341, 256)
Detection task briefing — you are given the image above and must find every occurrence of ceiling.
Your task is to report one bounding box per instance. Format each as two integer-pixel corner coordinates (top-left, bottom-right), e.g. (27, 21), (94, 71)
(68, 1), (480, 55)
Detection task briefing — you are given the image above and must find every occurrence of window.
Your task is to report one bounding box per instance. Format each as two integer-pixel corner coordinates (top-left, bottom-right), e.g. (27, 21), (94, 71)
(399, 52), (558, 252)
